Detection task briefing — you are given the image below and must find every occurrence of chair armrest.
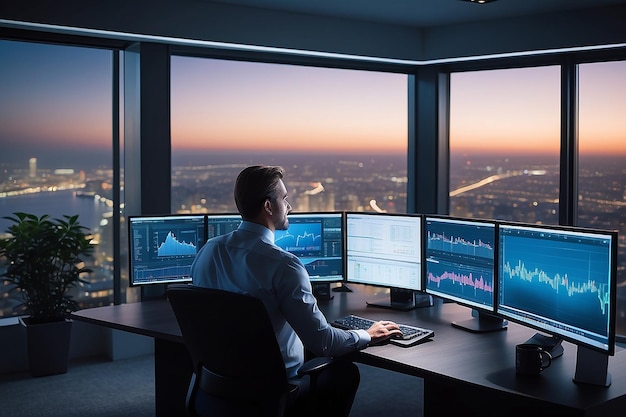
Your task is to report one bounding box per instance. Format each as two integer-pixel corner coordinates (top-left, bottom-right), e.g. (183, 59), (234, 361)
(297, 356), (334, 378)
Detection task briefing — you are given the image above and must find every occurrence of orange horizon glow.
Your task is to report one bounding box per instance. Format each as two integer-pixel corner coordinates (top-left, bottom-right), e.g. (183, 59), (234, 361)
(171, 121), (407, 148)
(171, 143), (407, 154)
(450, 135), (626, 155)
(450, 147), (626, 157)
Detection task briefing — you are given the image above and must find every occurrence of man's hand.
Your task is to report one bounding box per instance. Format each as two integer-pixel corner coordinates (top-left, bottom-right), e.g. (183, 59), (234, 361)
(366, 320), (402, 344)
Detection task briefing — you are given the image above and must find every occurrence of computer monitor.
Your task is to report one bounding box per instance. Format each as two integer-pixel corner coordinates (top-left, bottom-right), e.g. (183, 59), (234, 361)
(128, 214), (207, 286)
(424, 215), (506, 333)
(497, 222), (617, 386)
(345, 212), (429, 310)
(275, 212), (344, 299)
(206, 213), (242, 239)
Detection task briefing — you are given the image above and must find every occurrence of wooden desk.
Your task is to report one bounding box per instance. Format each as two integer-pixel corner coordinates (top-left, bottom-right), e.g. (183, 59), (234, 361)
(72, 285), (626, 417)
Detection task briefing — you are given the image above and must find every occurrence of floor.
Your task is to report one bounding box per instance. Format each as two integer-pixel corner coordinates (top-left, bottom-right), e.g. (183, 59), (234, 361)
(0, 354), (423, 416)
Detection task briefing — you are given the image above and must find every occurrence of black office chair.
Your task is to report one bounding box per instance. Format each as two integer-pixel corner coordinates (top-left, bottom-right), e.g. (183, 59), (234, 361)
(167, 284), (332, 417)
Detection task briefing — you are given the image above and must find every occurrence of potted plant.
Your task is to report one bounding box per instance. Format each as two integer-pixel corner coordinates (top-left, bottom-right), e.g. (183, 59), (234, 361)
(0, 212), (94, 376)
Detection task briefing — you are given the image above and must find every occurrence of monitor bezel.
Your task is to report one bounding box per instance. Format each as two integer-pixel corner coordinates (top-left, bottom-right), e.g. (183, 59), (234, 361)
(128, 213), (207, 287)
(423, 214), (497, 314)
(496, 221), (618, 355)
(344, 211), (424, 292)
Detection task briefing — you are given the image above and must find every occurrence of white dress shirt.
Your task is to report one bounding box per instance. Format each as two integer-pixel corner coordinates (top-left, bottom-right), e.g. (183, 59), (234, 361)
(190, 220), (370, 378)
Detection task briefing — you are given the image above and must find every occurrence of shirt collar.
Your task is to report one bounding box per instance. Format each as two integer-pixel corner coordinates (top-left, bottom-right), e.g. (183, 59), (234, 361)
(238, 220), (274, 244)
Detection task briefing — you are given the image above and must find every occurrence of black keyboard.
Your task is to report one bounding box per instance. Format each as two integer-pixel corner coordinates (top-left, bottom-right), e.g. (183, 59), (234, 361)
(333, 314), (434, 346)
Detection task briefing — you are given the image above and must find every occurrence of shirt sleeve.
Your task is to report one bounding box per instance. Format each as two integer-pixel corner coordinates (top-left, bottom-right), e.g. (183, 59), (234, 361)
(351, 329), (372, 348)
(274, 255), (371, 357)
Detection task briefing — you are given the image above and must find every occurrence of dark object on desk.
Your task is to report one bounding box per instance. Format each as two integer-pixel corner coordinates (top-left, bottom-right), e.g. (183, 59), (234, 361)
(515, 343), (552, 376)
(333, 314), (434, 347)
(312, 282), (334, 301)
(451, 309), (508, 334)
(524, 332), (564, 359)
(167, 284), (333, 417)
(366, 289), (434, 311)
(332, 283), (353, 292)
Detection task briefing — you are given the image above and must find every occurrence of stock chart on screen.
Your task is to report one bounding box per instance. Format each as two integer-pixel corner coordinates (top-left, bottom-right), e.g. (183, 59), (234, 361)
(497, 223), (616, 354)
(128, 214), (206, 286)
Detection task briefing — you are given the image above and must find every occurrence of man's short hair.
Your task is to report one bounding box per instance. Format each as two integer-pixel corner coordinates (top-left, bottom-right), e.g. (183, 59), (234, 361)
(234, 165), (285, 219)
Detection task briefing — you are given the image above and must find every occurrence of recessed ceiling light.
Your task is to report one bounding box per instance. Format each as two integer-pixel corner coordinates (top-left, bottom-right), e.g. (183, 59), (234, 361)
(461, 0), (499, 4)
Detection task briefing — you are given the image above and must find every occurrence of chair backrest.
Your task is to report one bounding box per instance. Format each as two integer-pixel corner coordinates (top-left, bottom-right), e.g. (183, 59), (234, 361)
(167, 284), (289, 415)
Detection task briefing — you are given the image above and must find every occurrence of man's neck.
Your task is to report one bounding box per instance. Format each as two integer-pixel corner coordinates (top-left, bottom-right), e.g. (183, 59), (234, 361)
(245, 215), (274, 232)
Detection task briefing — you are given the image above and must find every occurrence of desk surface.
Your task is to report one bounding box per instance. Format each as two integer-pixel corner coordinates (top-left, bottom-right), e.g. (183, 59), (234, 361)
(72, 284), (626, 416)
(322, 287), (626, 416)
(72, 298), (182, 343)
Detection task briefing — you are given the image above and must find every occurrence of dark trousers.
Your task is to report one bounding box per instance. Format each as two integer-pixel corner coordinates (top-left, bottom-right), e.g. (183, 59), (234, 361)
(286, 359), (360, 417)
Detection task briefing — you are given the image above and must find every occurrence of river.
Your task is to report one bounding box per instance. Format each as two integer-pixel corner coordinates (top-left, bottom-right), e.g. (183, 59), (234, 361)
(0, 190), (110, 235)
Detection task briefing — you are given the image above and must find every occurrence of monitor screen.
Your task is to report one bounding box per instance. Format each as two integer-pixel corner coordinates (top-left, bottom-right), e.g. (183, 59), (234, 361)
(497, 223), (617, 355)
(345, 212), (422, 291)
(274, 212), (344, 282)
(206, 213), (242, 239)
(425, 216), (496, 312)
(128, 214), (207, 286)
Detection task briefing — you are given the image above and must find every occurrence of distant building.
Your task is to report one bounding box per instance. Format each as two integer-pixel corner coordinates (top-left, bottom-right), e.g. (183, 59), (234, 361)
(29, 157), (36, 178)
(54, 169), (75, 175)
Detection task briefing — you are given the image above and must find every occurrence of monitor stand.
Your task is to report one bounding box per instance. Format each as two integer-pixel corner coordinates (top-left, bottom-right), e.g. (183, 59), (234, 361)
(523, 332), (564, 358)
(141, 284), (168, 301)
(366, 288), (433, 311)
(573, 345), (611, 387)
(451, 309), (508, 333)
(312, 282), (334, 301)
(332, 283), (353, 292)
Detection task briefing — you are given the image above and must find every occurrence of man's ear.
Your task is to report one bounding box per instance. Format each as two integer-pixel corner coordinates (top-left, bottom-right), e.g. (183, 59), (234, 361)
(263, 199), (272, 215)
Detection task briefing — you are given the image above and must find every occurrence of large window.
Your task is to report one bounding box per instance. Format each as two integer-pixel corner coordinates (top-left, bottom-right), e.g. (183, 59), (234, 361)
(170, 57), (408, 214)
(3, 36), (624, 339)
(0, 40), (116, 318)
(449, 66), (561, 223)
(578, 60), (626, 336)
(449, 62), (626, 338)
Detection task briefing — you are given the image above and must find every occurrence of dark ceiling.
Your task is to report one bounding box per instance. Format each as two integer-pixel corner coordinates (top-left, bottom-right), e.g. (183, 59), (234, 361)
(208, 0), (626, 27)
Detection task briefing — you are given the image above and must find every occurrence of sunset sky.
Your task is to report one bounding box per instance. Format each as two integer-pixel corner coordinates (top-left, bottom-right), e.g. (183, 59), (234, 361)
(170, 56), (407, 154)
(1, 39), (625, 165)
(450, 63), (626, 156)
